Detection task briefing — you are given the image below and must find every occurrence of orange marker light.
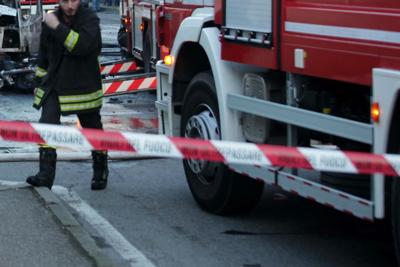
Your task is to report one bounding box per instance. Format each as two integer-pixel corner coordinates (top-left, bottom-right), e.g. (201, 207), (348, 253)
(164, 55), (174, 65)
(371, 102), (380, 123)
(140, 23), (145, 32)
(123, 17), (130, 26)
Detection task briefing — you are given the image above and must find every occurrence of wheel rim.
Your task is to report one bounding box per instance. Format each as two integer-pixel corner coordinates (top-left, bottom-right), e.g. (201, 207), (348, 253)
(184, 104), (220, 184)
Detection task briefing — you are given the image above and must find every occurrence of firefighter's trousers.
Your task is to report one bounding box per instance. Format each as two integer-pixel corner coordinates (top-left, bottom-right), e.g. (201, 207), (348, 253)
(39, 90), (103, 129)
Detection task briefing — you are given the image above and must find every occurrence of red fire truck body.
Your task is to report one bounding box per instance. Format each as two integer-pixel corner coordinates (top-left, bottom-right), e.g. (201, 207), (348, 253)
(216, 0), (400, 86)
(125, 1), (400, 84)
(127, 0), (400, 260)
(119, 0), (162, 70)
(120, 0), (212, 70)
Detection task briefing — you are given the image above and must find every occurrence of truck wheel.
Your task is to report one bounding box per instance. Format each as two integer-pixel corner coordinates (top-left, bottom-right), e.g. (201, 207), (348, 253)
(15, 72), (35, 92)
(392, 175), (400, 262)
(180, 71), (264, 214)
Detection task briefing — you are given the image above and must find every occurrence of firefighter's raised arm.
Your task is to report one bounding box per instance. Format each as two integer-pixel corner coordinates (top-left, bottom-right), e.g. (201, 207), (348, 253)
(44, 7), (101, 56)
(43, 12), (60, 29)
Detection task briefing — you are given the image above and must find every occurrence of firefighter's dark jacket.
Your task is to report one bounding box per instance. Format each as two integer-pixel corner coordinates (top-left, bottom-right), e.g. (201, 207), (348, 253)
(33, 5), (103, 115)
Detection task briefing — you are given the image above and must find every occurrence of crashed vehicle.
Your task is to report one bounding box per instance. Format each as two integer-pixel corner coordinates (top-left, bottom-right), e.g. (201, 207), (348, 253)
(0, 0), (42, 91)
(20, 0), (58, 16)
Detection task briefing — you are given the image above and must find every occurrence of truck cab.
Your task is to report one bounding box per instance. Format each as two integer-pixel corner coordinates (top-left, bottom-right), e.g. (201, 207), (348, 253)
(155, 0), (400, 262)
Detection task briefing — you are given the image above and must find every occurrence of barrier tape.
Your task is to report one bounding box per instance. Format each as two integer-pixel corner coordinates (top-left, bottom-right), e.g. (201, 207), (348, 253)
(102, 77), (156, 96)
(0, 120), (399, 176)
(100, 61), (138, 76)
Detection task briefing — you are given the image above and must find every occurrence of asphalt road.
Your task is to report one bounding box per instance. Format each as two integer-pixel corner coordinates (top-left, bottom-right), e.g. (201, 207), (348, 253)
(0, 6), (397, 267)
(0, 158), (396, 266)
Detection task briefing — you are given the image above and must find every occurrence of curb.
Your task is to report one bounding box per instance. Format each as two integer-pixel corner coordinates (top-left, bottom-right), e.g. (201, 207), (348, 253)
(33, 186), (118, 267)
(0, 183), (117, 267)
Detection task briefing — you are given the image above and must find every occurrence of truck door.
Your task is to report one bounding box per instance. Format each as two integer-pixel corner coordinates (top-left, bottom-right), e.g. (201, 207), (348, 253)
(132, 1), (160, 72)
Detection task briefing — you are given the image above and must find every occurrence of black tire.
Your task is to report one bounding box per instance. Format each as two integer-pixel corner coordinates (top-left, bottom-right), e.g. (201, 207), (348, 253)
(392, 178), (400, 263)
(15, 72), (35, 93)
(180, 71), (264, 214)
(392, 132), (400, 263)
(389, 102), (400, 264)
(117, 27), (128, 50)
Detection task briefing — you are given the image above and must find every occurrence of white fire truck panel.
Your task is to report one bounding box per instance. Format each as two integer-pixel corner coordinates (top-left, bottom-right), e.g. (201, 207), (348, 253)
(225, 0), (272, 33)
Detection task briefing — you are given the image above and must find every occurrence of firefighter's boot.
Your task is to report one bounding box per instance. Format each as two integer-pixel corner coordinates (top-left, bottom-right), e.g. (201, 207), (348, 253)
(26, 147), (57, 189)
(91, 150), (108, 190)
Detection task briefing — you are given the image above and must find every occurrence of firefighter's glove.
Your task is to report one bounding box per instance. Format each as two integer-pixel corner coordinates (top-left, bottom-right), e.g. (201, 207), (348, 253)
(44, 13), (60, 29)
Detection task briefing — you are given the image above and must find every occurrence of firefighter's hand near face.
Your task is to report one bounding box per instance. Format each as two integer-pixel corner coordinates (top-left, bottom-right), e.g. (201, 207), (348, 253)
(43, 13), (60, 29)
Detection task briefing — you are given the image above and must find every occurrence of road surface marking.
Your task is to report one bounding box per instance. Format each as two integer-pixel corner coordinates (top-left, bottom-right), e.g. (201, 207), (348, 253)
(0, 180), (24, 186)
(53, 185), (156, 267)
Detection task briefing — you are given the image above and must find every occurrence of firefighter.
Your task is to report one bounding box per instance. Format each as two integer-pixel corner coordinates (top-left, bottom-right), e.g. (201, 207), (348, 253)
(26, 0), (108, 190)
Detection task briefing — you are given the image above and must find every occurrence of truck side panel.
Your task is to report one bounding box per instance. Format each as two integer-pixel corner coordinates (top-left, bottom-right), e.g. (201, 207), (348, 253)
(219, 0), (279, 69)
(159, 7), (194, 52)
(281, 0), (400, 86)
(217, 0), (400, 86)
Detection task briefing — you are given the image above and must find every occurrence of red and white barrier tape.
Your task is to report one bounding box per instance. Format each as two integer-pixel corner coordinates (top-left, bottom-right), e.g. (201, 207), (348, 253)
(102, 77), (156, 96)
(0, 120), (399, 176)
(100, 61), (138, 76)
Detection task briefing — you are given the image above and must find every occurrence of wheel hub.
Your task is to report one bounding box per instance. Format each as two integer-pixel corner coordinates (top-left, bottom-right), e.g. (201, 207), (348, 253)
(184, 105), (220, 182)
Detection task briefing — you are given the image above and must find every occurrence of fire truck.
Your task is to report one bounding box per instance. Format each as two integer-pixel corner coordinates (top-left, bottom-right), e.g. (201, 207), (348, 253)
(119, 0), (161, 72)
(126, 0), (400, 260)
